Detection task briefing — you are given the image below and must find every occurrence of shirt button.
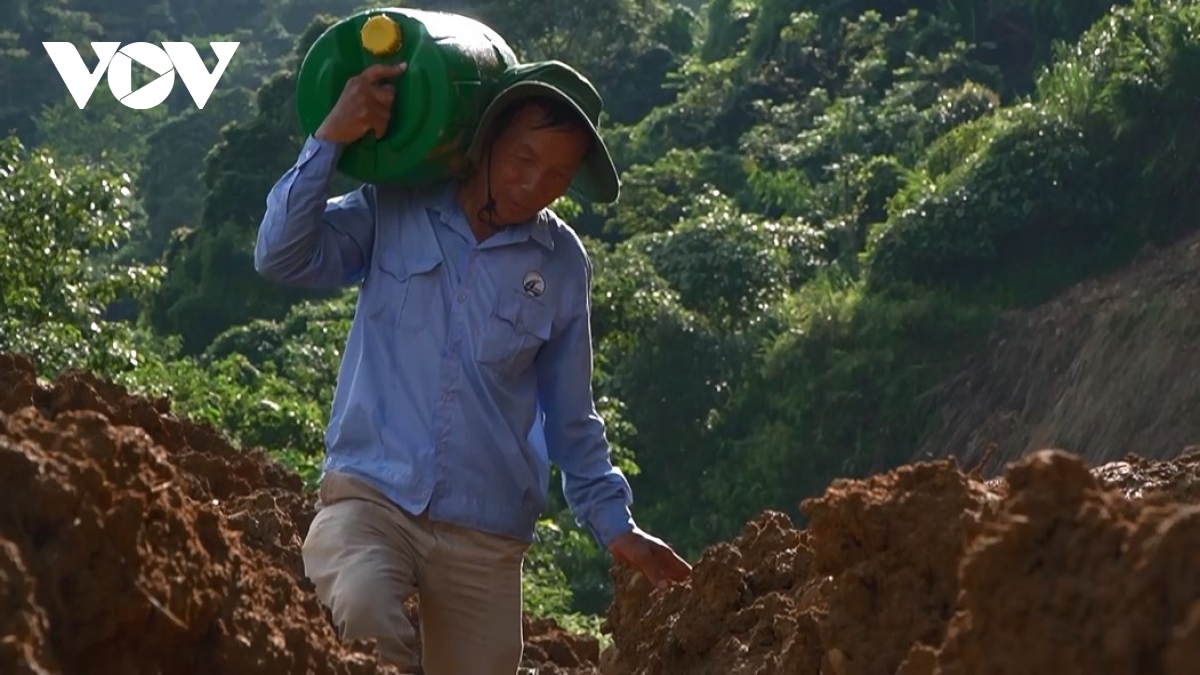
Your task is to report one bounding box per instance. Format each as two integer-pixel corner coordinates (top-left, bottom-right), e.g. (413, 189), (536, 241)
(458, 292), (467, 302)
(442, 391), (452, 402)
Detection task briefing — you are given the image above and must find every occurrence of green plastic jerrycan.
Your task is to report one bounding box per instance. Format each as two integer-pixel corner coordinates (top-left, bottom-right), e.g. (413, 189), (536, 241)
(295, 8), (519, 185)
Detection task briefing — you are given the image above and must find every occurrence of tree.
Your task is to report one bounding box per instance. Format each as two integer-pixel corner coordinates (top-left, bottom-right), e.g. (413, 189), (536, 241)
(0, 135), (162, 375)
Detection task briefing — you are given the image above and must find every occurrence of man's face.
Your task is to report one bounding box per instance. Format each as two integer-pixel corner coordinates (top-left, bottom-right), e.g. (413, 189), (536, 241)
(486, 103), (589, 225)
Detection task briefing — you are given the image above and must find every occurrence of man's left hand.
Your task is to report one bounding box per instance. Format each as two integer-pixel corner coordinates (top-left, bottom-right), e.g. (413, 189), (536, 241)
(608, 527), (692, 590)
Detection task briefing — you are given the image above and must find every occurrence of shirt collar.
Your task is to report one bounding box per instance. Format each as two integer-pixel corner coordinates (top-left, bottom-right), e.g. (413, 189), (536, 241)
(423, 180), (554, 251)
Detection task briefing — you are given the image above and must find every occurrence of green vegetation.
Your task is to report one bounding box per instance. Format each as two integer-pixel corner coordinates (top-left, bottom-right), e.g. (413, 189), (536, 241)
(4, 0), (1200, 632)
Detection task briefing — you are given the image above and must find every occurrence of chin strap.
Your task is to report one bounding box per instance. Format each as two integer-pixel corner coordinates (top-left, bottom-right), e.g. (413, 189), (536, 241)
(477, 147), (502, 233)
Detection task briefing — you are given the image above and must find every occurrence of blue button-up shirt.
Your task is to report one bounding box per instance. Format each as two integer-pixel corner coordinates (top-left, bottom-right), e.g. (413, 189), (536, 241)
(254, 135), (636, 548)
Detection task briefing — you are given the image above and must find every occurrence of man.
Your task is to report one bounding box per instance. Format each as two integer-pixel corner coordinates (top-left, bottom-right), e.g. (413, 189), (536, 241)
(254, 57), (691, 674)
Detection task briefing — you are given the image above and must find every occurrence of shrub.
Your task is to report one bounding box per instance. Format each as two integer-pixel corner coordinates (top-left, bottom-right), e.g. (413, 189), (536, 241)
(864, 104), (1114, 298)
(1037, 0), (1200, 240)
(638, 191), (826, 326)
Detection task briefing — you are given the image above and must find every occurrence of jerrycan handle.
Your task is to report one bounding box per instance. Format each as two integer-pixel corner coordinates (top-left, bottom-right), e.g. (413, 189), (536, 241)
(358, 12), (424, 155)
(359, 11), (448, 159)
(388, 63), (434, 154)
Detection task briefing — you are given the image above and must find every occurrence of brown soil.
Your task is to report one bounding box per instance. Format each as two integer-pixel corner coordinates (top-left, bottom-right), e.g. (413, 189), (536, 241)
(5, 349), (1198, 675)
(914, 230), (1200, 476)
(602, 449), (1200, 674)
(0, 352), (599, 675)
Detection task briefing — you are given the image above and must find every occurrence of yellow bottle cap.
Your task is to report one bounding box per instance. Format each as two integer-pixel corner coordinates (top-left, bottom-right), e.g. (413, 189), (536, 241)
(360, 14), (402, 56)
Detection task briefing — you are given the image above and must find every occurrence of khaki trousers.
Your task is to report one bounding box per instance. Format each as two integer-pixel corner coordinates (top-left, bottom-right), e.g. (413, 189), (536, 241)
(302, 472), (529, 674)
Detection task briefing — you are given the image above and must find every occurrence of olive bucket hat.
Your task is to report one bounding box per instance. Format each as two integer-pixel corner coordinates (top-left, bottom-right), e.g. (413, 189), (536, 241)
(466, 60), (621, 204)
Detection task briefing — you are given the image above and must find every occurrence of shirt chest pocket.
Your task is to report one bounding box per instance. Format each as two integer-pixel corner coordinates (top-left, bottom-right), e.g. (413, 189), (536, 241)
(362, 257), (441, 331)
(476, 289), (554, 379)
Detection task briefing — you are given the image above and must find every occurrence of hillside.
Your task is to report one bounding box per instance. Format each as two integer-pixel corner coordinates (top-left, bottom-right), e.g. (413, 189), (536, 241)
(6, 0), (1200, 641)
(5, 350), (1199, 674)
(916, 228), (1200, 475)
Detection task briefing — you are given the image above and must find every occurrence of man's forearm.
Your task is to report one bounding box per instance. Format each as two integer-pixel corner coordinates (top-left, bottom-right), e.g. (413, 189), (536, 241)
(538, 314), (638, 548)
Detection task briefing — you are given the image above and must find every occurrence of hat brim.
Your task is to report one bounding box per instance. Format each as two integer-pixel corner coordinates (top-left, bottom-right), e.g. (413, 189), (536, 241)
(466, 81), (620, 205)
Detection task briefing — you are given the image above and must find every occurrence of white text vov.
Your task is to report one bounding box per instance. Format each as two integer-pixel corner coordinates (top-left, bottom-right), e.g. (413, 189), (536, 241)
(42, 42), (240, 110)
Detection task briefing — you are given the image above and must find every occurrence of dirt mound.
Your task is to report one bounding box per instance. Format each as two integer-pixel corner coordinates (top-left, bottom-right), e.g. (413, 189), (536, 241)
(914, 230), (1200, 476)
(0, 352), (599, 674)
(7, 346), (1197, 675)
(602, 448), (1200, 674)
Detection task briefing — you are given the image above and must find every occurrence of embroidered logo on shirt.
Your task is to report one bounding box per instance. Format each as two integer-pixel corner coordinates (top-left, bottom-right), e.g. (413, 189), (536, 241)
(522, 270), (546, 298)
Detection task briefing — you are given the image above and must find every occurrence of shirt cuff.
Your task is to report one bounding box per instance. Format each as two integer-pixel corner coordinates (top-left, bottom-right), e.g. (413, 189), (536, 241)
(587, 498), (637, 549)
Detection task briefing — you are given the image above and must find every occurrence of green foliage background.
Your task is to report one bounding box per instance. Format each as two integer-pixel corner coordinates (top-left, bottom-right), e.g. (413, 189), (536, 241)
(4, 0), (1200, 633)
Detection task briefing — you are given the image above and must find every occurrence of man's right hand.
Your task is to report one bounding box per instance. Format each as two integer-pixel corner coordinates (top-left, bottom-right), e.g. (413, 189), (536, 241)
(315, 61), (408, 145)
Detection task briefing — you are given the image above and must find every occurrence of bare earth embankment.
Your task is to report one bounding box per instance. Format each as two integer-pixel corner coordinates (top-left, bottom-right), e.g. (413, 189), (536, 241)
(3, 338), (1198, 674)
(915, 231), (1200, 476)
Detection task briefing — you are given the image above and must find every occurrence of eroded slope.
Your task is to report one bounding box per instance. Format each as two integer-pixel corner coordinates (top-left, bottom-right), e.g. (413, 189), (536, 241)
(916, 231), (1200, 475)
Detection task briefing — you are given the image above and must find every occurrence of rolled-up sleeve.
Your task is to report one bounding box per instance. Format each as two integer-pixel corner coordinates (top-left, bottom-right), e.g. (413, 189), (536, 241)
(255, 135), (376, 288)
(535, 256), (636, 549)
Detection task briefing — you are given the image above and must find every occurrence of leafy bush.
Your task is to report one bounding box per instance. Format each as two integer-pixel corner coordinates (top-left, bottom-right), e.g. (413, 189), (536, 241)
(698, 274), (993, 541)
(921, 80), (1000, 140)
(853, 154), (907, 227)
(865, 104), (1115, 299)
(600, 147), (746, 238)
(1037, 0), (1200, 239)
(0, 137), (164, 375)
(638, 191), (825, 327)
(915, 111), (1004, 181)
